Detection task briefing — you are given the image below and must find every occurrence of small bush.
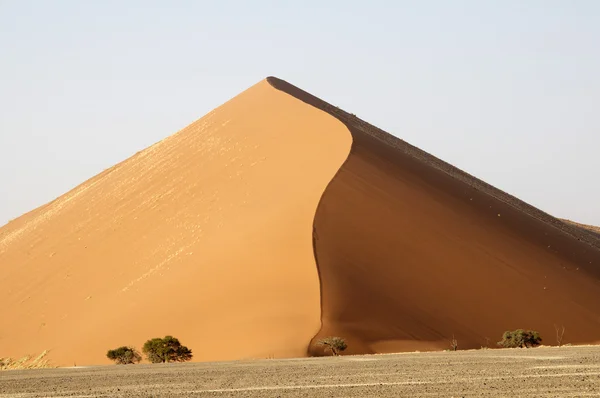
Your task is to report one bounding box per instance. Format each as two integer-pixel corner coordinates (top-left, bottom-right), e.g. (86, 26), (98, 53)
(106, 346), (141, 365)
(497, 329), (542, 348)
(318, 336), (347, 356)
(142, 336), (193, 363)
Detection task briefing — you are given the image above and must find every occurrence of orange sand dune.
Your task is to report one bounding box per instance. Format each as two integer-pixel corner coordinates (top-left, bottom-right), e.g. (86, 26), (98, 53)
(0, 80), (351, 365)
(2, 77), (600, 366)
(266, 78), (600, 354)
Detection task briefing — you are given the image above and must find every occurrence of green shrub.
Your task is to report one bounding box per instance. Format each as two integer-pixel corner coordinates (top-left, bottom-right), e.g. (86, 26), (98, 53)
(142, 336), (193, 363)
(497, 329), (542, 348)
(317, 336), (347, 356)
(106, 346), (141, 364)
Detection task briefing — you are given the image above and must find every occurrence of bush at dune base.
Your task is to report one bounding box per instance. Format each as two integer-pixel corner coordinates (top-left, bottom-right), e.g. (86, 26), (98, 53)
(497, 329), (542, 348)
(142, 336), (193, 363)
(318, 336), (348, 356)
(106, 346), (142, 365)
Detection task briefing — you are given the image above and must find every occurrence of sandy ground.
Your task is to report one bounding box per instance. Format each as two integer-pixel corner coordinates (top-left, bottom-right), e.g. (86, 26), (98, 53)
(2, 346), (600, 397)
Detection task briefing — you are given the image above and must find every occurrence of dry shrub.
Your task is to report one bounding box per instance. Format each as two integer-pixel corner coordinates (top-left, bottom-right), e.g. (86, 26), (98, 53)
(450, 335), (458, 351)
(554, 324), (566, 347)
(317, 337), (348, 356)
(1, 350), (53, 371)
(497, 330), (542, 348)
(106, 346), (142, 364)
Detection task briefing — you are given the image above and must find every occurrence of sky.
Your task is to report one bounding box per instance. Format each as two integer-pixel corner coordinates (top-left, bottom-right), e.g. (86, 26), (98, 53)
(1, 0), (599, 226)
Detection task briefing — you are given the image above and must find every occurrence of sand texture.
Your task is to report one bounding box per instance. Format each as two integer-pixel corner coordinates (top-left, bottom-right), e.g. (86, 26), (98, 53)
(2, 76), (600, 366)
(0, 80), (351, 365)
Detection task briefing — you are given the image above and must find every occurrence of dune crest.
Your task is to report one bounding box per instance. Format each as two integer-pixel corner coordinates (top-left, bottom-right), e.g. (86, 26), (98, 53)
(0, 79), (351, 365)
(561, 219), (600, 238)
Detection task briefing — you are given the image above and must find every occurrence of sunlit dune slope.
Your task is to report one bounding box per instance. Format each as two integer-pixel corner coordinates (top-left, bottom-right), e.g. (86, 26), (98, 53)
(267, 77), (600, 355)
(0, 79), (352, 365)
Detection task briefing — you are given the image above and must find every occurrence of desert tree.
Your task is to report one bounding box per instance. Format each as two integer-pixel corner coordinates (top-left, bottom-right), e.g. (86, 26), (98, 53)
(318, 336), (347, 356)
(142, 336), (193, 363)
(106, 346), (141, 365)
(497, 329), (542, 348)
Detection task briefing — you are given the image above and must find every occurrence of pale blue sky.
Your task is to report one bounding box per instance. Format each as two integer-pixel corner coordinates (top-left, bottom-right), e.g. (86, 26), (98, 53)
(1, 1), (599, 226)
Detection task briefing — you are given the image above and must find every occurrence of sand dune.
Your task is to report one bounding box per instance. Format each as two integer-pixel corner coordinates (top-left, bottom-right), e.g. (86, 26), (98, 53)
(0, 80), (351, 365)
(2, 76), (600, 366)
(266, 78), (600, 354)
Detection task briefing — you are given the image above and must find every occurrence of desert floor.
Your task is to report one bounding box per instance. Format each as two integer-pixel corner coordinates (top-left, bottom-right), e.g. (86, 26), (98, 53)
(2, 346), (600, 397)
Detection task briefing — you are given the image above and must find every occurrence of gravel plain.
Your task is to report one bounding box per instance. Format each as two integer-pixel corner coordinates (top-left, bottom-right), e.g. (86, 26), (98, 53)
(2, 346), (600, 397)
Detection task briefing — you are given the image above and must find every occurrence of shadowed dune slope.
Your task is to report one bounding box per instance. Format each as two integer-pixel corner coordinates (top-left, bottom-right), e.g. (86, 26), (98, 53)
(0, 80), (352, 365)
(267, 77), (600, 354)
